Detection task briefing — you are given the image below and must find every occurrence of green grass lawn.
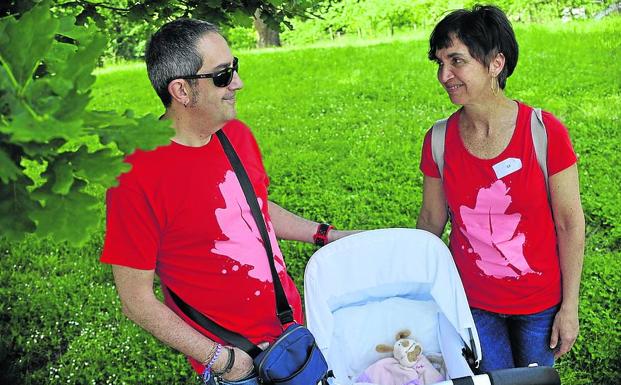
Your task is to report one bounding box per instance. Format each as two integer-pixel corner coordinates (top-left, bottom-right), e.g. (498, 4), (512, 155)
(1, 17), (620, 384)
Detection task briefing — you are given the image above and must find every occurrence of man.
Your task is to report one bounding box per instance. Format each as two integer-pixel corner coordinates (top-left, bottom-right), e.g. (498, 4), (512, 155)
(101, 18), (354, 384)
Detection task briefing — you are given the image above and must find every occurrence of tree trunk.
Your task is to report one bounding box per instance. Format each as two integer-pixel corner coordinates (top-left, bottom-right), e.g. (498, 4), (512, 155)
(253, 9), (281, 48)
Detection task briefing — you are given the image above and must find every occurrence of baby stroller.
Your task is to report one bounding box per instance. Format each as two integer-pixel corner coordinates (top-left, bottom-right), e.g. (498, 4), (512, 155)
(304, 228), (561, 385)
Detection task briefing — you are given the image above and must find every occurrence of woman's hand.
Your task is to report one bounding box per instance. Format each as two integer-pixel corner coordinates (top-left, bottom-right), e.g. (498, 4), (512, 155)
(549, 305), (579, 358)
(548, 165), (584, 359)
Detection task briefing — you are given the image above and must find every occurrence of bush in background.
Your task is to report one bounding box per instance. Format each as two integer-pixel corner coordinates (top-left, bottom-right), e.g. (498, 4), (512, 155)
(277, 0), (619, 46)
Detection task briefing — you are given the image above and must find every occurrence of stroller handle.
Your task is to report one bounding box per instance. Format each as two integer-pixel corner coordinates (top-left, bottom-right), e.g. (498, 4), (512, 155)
(487, 367), (560, 385)
(436, 367), (560, 385)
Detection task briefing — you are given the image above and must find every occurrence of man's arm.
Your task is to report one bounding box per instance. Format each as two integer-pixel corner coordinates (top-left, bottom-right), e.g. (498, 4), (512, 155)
(547, 164), (585, 358)
(112, 265), (254, 380)
(267, 201), (359, 244)
(416, 176), (448, 237)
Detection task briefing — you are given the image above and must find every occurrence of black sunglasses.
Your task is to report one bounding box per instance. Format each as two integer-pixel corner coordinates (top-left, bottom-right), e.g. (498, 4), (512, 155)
(176, 57), (238, 88)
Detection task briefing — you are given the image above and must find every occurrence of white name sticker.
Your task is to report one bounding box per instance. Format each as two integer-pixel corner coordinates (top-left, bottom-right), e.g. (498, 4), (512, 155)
(493, 158), (522, 179)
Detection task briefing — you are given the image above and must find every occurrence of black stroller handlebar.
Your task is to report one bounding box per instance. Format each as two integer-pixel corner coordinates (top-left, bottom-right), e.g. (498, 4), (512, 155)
(487, 367), (560, 385)
(444, 367), (560, 385)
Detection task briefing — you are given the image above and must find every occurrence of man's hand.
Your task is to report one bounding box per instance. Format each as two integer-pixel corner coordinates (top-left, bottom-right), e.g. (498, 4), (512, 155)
(549, 305), (579, 359)
(218, 347), (255, 382)
(218, 342), (270, 381)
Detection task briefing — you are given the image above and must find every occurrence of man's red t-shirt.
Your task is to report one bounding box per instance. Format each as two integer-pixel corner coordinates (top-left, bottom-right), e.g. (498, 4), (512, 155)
(420, 102), (577, 314)
(101, 119), (303, 372)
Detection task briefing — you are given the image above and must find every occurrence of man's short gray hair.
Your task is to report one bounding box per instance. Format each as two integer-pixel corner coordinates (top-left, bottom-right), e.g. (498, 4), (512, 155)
(145, 18), (220, 107)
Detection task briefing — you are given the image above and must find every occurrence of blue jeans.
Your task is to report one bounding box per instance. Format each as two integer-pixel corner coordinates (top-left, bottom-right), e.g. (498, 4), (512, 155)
(471, 305), (559, 372)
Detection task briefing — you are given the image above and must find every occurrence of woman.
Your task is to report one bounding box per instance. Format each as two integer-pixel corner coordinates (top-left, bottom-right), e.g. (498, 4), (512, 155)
(417, 5), (585, 371)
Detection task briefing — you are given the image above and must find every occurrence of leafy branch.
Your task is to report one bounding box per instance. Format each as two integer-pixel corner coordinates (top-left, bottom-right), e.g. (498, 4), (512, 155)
(0, 1), (172, 245)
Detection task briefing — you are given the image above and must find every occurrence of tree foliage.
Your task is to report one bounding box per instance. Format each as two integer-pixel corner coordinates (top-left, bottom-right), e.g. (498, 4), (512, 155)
(53, 0), (318, 59)
(280, 0), (619, 45)
(0, 0), (323, 246)
(0, 1), (172, 245)
(63, 0), (315, 29)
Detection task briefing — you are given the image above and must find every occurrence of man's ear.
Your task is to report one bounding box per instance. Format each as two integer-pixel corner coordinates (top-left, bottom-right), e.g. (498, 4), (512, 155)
(168, 79), (191, 106)
(489, 52), (506, 77)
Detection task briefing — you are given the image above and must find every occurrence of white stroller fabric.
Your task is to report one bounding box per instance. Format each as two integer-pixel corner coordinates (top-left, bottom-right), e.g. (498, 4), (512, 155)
(304, 228), (481, 385)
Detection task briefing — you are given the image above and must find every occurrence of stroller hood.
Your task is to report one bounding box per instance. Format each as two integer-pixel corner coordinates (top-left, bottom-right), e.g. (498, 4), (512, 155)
(304, 228), (481, 383)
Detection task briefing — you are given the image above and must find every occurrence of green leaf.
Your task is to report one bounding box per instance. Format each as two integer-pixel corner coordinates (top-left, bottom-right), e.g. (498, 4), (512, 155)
(53, 90), (92, 122)
(0, 179), (38, 240)
(20, 139), (66, 158)
(50, 159), (74, 195)
(86, 111), (172, 154)
(229, 10), (255, 28)
(29, 181), (99, 245)
(0, 1), (174, 243)
(1, 113), (85, 143)
(0, 1), (58, 89)
(43, 43), (77, 96)
(27, 77), (66, 115)
(0, 147), (21, 183)
(70, 146), (130, 188)
(206, 0), (222, 8)
(268, 0), (286, 6)
(128, 4), (148, 21)
(62, 27), (107, 93)
(92, 9), (107, 29)
(57, 14), (79, 39)
(20, 157), (47, 190)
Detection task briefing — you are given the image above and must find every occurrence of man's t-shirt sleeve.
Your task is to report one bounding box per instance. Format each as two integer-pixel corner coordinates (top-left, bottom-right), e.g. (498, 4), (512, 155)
(100, 174), (159, 270)
(542, 111), (578, 176)
(420, 128), (441, 178)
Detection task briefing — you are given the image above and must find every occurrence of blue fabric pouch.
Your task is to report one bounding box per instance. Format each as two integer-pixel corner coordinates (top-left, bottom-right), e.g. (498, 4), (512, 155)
(253, 323), (328, 385)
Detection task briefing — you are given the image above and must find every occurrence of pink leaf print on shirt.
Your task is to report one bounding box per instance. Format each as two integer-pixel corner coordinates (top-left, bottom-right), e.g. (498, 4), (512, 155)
(459, 180), (538, 279)
(212, 170), (285, 283)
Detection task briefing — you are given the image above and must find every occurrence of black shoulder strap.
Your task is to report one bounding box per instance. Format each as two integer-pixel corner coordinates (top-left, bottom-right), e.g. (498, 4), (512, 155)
(216, 129), (293, 325)
(168, 288), (263, 358)
(165, 129), (295, 357)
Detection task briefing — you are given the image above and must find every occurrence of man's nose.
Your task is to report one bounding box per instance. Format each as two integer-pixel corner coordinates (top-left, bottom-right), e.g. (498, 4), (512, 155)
(229, 71), (243, 90)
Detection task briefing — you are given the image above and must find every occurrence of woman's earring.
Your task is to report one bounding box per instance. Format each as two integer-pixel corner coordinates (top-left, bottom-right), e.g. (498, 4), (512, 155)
(491, 76), (500, 96)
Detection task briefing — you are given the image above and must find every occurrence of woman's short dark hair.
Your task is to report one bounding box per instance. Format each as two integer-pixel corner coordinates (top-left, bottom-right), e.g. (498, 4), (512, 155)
(428, 5), (518, 89)
(145, 19), (220, 107)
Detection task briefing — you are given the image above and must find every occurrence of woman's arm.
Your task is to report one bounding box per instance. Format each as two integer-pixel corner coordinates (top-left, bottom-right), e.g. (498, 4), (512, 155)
(416, 176), (449, 237)
(547, 164), (585, 358)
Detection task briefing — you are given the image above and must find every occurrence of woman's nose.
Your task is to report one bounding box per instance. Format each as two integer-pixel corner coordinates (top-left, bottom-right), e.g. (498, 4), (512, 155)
(438, 65), (453, 83)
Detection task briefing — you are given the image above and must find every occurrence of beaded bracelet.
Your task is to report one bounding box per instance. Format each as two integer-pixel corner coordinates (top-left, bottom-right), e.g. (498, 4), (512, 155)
(202, 344), (218, 366)
(202, 343), (222, 383)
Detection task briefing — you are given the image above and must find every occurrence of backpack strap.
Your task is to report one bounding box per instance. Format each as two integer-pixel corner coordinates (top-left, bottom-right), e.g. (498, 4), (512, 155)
(431, 118), (448, 181)
(530, 108), (549, 198)
(430, 118), (452, 220)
